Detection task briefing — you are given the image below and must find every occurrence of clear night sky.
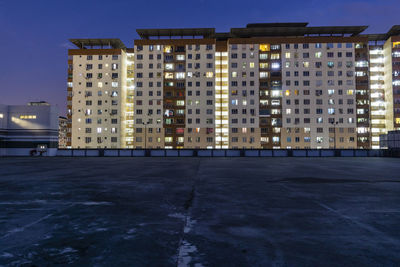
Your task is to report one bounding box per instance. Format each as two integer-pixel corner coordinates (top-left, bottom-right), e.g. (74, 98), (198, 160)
(1, 0), (399, 115)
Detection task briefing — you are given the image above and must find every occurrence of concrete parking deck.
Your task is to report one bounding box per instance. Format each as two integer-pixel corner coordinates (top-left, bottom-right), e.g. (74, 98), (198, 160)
(0, 157), (399, 266)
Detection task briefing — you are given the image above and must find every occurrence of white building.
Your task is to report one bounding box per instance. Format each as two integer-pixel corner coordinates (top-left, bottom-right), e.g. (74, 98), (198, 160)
(0, 102), (59, 156)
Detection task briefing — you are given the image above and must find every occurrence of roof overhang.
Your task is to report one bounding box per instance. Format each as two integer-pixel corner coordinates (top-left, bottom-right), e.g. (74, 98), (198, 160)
(69, 39), (126, 49)
(230, 26), (368, 38)
(136, 28), (216, 39)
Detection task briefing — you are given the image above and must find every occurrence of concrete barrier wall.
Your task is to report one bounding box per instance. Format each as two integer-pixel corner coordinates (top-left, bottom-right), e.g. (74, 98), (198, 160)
(104, 150), (119, 157)
(2, 148), (398, 157)
(86, 150), (99, 157)
(179, 150), (193, 157)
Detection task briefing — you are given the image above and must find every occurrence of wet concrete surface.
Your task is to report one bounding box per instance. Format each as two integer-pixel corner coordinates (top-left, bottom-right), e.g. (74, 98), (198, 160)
(0, 157), (399, 266)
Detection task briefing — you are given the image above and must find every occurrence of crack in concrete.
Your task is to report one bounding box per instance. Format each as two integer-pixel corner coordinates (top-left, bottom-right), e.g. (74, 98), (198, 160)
(176, 160), (202, 267)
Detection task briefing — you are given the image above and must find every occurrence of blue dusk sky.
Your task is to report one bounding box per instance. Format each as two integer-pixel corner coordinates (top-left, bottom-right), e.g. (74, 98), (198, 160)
(0, 0), (399, 115)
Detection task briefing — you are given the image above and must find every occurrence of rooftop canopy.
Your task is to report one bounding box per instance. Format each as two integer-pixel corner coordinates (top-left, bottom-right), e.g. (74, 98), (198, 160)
(230, 26), (368, 38)
(246, 22), (309, 28)
(69, 39), (126, 49)
(136, 28), (216, 39)
(364, 25), (400, 41)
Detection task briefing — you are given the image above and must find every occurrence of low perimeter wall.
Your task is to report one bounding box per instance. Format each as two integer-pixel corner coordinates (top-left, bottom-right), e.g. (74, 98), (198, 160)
(50, 149), (400, 157)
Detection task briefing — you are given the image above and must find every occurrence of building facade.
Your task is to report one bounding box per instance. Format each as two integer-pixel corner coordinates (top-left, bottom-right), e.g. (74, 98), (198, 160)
(58, 116), (68, 148)
(66, 23), (400, 149)
(0, 102), (59, 156)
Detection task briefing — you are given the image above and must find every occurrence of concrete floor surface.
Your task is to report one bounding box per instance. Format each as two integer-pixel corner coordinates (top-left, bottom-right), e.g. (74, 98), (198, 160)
(0, 157), (399, 266)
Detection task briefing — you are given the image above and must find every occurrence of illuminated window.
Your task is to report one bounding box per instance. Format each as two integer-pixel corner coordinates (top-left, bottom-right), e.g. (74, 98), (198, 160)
(259, 44), (270, 51)
(285, 52), (291, 59)
(393, 42), (400, 48)
(285, 62), (290, 68)
(271, 100), (280, 106)
(396, 118), (400, 124)
(0, 114), (3, 118)
(206, 72), (214, 78)
(286, 108), (291, 114)
(97, 127), (102, 133)
(176, 55), (185, 61)
(165, 63), (174, 70)
(260, 72), (269, 78)
(249, 62), (255, 68)
(303, 62), (309, 68)
(271, 63), (280, 69)
(98, 82), (103, 88)
(294, 90), (299, 95)
(347, 90), (354, 95)
(165, 137), (173, 142)
(19, 115), (37, 119)
(315, 52), (322, 58)
(271, 90), (281, 97)
(164, 46), (172, 53)
(271, 53), (280, 59)
(175, 72), (185, 79)
(176, 100), (185, 106)
(232, 72), (237, 78)
(285, 90), (290, 96)
(259, 54), (268, 60)
(164, 72), (174, 79)
(393, 51), (400, 58)
(112, 82), (118, 88)
(259, 63), (269, 69)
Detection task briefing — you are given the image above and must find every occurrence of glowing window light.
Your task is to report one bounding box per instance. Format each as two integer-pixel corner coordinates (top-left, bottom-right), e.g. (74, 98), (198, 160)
(393, 42), (400, 48)
(259, 44), (270, 52)
(19, 115), (37, 119)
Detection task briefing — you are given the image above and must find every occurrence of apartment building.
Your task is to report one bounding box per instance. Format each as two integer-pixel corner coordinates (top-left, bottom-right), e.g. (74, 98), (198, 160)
(66, 23), (400, 149)
(58, 116), (68, 148)
(67, 39), (133, 148)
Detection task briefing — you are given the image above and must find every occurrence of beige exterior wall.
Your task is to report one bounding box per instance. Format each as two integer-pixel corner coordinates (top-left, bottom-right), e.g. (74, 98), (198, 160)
(228, 44), (261, 148)
(132, 44), (165, 149)
(185, 44), (216, 148)
(281, 42), (357, 148)
(70, 52), (125, 148)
